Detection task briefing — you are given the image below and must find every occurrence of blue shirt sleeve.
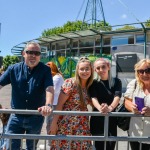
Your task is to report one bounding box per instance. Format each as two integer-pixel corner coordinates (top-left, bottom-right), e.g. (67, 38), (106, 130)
(0, 66), (12, 86)
(43, 67), (53, 90)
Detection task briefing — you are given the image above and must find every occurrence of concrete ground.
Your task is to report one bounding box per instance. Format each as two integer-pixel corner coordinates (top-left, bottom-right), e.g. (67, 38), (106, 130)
(0, 84), (130, 150)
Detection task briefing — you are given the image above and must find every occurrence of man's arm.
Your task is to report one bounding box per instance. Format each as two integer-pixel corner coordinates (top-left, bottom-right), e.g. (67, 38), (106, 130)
(38, 86), (54, 116)
(45, 86), (54, 105)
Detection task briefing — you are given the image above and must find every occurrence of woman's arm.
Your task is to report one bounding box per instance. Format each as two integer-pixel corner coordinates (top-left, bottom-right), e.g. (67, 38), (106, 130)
(108, 96), (120, 112)
(49, 91), (69, 134)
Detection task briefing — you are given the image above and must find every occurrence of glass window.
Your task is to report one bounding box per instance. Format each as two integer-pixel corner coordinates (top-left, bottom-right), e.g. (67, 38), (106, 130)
(51, 45), (55, 50)
(147, 33), (150, 42)
(73, 41), (78, 48)
(95, 38), (100, 46)
(111, 35), (134, 46)
(102, 47), (111, 54)
(136, 35), (145, 43)
(55, 50), (66, 57)
(95, 47), (110, 55)
(80, 39), (94, 47)
(103, 38), (110, 45)
(80, 47), (94, 56)
(56, 43), (65, 50)
(95, 47), (101, 55)
(70, 49), (78, 57)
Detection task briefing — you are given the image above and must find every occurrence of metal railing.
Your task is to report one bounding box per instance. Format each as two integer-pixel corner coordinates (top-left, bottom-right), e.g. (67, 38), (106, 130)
(0, 109), (149, 150)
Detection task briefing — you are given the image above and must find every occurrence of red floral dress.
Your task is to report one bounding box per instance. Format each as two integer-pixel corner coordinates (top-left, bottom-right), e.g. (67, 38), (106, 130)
(51, 78), (92, 150)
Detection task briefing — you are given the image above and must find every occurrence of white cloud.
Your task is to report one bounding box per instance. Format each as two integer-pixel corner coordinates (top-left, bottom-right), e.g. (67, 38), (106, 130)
(121, 14), (127, 19)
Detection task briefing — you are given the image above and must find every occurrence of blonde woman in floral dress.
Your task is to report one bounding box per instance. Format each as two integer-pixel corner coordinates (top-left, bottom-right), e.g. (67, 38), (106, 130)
(49, 57), (93, 150)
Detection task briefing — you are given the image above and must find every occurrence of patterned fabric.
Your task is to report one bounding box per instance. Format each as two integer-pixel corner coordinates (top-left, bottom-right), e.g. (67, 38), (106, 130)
(51, 78), (92, 150)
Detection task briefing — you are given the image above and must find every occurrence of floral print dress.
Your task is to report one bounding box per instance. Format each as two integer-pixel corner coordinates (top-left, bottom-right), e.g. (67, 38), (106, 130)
(51, 78), (92, 150)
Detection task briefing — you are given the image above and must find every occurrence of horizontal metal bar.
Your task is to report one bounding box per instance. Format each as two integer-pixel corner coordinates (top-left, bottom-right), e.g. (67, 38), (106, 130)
(1, 134), (150, 142)
(0, 109), (144, 117)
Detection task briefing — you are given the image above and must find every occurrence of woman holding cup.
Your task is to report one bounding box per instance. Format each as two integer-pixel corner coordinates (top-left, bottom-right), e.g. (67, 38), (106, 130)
(124, 59), (150, 150)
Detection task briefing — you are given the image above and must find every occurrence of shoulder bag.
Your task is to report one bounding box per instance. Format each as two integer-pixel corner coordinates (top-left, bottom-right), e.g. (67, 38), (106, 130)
(117, 81), (137, 131)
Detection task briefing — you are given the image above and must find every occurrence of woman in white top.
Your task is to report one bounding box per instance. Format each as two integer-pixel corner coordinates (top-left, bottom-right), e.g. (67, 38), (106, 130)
(124, 59), (150, 150)
(46, 62), (64, 135)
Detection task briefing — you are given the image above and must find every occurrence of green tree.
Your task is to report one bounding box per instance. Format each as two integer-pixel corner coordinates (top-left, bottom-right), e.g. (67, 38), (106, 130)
(145, 19), (150, 27)
(3, 55), (19, 71)
(41, 20), (111, 37)
(115, 25), (136, 31)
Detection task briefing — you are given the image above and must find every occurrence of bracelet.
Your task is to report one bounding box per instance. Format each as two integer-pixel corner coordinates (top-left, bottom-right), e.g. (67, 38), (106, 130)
(46, 104), (54, 110)
(110, 105), (114, 109)
(109, 105), (114, 112)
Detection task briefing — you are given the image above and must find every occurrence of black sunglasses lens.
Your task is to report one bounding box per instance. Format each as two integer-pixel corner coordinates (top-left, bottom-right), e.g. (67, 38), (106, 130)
(137, 68), (150, 74)
(138, 70), (144, 74)
(145, 68), (150, 74)
(26, 51), (41, 56)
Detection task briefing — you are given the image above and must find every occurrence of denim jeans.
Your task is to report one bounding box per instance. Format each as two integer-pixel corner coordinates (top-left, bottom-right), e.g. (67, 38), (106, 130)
(4, 114), (44, 150)
(46, 105), (56, 146)
(0, 125), (7, 149)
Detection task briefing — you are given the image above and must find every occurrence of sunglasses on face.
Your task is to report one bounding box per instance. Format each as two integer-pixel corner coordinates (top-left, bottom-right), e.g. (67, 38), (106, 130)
(137, 68), (150, 75)
(25, 50), (41, 56)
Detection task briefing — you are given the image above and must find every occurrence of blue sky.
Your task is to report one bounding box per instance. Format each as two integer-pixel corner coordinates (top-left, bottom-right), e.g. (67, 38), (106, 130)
(0, 0), (149, 56)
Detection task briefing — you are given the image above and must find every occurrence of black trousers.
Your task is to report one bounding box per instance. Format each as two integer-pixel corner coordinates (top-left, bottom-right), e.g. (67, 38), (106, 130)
(130, 141), (150, 150)
(95, 141), (116, 150)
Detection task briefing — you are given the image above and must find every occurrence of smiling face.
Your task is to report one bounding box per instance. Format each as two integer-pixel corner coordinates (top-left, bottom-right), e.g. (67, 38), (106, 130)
(78, 62), (92, 81)
(136, 62), (150, 84)
(94, 59), (110, 80)
(22, 43), (41, 70)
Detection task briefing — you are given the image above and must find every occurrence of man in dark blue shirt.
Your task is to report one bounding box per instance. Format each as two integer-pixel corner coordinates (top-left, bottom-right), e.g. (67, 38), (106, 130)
(0, 41), (54, 150)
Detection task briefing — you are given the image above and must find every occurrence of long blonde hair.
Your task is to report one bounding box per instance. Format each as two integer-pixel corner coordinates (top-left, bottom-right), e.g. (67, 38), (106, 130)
(134, 59), (150, 88)
(75, 57), (93, 108)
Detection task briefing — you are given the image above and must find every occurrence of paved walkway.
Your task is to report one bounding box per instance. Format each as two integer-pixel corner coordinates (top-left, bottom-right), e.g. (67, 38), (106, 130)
(0, 84), (130, 150)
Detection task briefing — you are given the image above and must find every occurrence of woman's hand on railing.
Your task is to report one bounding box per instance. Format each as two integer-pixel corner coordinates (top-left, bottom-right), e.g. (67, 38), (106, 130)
(100, 103), (109, 114)
(141, 106), (150, 116)
(49, 122), (58, 135)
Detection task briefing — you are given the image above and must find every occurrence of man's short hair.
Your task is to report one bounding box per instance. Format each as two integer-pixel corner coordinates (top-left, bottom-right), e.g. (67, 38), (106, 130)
(24, 41), (41, 51)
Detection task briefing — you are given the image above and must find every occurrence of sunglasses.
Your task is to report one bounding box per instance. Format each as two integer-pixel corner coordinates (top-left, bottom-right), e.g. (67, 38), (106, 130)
(79, 57), (89, 61)
(25, 50), (41, 56)
(137, 68), (150, 75)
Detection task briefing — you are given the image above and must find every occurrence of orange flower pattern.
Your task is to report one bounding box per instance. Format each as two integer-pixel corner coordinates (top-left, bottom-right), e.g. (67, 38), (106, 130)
(51, 78), (92, 150)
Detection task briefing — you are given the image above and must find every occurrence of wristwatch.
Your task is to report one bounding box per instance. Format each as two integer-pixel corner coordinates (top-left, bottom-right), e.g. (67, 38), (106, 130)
(46, 104), (54, 110)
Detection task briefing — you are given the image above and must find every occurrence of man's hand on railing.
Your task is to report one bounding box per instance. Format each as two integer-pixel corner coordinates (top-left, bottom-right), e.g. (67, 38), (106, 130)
(38, 105), (53, 116)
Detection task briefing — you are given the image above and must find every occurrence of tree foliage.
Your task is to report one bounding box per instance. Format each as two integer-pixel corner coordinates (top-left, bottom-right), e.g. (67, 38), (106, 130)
(145, 19), (150, 27)
(2, 55), (19, 71)
(115, 25), (136, 31)
(41, 20), (112, 37)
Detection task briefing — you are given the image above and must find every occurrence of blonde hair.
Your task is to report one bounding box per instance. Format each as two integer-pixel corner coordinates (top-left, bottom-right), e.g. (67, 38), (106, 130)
(94, 57), (114, 88)
(134, 59), (150, 88)
(75, 57), (93, 109)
